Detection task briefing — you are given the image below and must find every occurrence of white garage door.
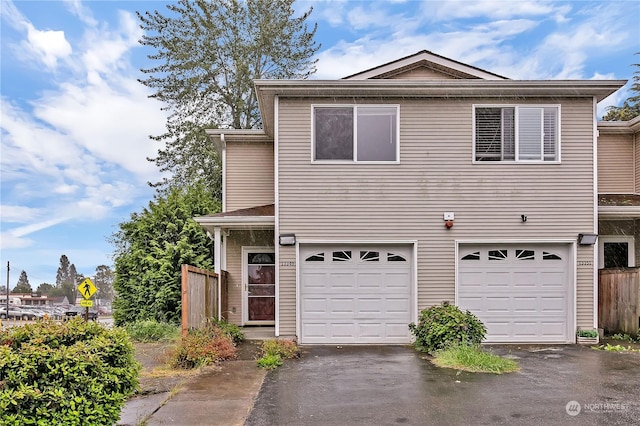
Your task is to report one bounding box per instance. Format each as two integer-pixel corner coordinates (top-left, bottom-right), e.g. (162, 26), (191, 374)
(458, 244), (572, 343)
(300, 245), (413, 344)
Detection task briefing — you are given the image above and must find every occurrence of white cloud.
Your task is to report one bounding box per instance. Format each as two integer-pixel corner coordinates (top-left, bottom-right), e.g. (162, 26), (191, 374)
(425, 0), (559, 21)
(0, 206), (44, 223)
(0, 0), (167, 252)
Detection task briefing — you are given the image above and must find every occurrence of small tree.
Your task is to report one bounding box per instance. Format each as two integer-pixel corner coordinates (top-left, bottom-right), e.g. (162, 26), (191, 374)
(36, 283), (54, 295)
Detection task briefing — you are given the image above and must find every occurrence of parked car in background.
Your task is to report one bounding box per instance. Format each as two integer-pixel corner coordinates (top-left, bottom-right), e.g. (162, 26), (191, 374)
(0, 306), (38, 320)
(64, 306), (98, 321)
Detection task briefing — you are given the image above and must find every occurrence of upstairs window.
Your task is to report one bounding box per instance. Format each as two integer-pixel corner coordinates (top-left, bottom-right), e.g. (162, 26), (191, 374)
(313, 105), (399, 162)
(474, 105), (559, 162)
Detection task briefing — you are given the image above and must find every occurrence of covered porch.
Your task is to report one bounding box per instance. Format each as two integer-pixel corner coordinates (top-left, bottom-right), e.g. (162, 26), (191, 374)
(195, 205), (276, 332)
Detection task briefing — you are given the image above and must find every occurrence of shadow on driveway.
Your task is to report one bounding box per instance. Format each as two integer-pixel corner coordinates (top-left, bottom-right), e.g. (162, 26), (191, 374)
(246, 345), (639, 425)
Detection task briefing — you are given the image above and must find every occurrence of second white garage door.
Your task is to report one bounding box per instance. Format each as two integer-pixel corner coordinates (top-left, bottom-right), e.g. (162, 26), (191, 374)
(458, 244), (573, 343)
(299, 244), (413, 344)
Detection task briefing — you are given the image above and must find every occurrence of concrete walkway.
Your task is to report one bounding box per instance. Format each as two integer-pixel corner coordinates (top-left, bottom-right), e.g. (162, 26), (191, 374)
(119, 360), (266, 426)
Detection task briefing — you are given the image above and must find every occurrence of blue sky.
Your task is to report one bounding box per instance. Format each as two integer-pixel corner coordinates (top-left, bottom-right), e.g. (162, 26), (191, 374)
(1, 0), (639, 287)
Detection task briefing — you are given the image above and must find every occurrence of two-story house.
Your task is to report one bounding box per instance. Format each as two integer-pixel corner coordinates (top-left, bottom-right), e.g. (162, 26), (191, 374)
(195, 50), (626, 344)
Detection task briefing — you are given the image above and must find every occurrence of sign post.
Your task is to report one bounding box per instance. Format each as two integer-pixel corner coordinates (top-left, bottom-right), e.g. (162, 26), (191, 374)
(77, 278), (97, 321)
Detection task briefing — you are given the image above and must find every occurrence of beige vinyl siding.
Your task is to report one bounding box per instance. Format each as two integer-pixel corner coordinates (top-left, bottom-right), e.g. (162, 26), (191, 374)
(225, 230), (274, 325)
(597, 133), (634, 193)
(226, 142), (274, 211)
(277, 97), (597, 336)
(636, 133), (640, 193)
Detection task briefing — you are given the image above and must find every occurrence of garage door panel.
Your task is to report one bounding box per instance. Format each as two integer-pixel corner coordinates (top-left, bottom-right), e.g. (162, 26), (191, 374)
(329, 298), (356, 314)
(301, 298), (327, 314)
(330, 274), (357, 289)
(458, 244), (572, 343)
(301, 244), (413, 344)
(357, 274), (383, 289)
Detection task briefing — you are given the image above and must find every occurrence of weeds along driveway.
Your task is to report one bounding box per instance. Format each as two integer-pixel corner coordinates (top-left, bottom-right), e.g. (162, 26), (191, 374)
(246, 345), (640, 426)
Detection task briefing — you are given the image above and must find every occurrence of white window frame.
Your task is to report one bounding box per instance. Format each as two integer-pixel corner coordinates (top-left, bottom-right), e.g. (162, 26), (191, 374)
(311, 104), (400, 164)
(598, 235), (635, 269)
(472, 104), (561, 163)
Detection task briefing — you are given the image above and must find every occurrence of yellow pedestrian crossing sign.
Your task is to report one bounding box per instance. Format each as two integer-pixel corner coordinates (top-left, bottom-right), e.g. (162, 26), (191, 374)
(78, 278), (97, 299)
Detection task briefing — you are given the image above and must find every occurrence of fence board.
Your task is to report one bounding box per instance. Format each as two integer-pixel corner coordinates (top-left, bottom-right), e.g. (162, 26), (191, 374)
(598, 268), (640, 337)
(181, 265), (227, 337)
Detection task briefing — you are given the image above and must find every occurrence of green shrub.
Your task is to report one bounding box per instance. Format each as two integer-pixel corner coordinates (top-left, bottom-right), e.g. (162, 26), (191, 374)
(171, 323), (237, 369)
(408, 302), (486, 353)
(577, 329), (598, 338)
(208, 319), (244, 345)
(0, 318), (139, 426)
(260, 339), (300, 359)
(125, 320), (179, 342)
(256, 353), (282, 369)
(256, 339), (299, 369)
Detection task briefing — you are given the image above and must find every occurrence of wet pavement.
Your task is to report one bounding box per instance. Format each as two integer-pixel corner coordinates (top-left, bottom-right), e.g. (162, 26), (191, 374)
(246, 345), (640, 426)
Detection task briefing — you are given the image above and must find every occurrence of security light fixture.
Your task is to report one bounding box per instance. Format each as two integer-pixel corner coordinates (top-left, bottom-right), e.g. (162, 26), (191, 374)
(279, 233), (296, 246)
(578, 233), (598, 245)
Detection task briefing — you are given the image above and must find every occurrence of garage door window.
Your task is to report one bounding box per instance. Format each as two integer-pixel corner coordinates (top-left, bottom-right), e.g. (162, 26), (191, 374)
(305, 253), (324, 262)
(516, 249), (535, 260)
(333, 251), (352, 261)
(543, 251), (562, 260)
(360, 251), (380, 261)
(387, 253), (407, 262)
(488, 249), (507, 260)
(462, 252), (480, 260)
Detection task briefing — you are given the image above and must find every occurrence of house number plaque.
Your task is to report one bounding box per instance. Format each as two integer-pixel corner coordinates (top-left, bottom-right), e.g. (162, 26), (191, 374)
(280, 261), (296, 267)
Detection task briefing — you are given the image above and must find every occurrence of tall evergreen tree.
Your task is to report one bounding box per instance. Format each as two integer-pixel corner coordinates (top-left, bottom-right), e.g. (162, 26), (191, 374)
(55, 255), (72, 287)
(12, 270), (32, 293)
(111, 183), (220, 325)
(138, 0), (319, 192)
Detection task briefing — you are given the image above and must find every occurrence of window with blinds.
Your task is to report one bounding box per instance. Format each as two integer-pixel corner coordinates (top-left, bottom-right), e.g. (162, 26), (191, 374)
(474, 105), (559, 162)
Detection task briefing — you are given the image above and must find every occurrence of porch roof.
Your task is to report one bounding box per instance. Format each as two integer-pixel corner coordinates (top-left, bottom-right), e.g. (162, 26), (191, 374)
(194, 204), (275, 231)
(599, 194), (640, 219)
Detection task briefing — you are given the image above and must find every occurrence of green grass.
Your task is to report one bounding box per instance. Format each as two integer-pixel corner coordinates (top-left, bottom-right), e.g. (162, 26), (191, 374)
(125, 320), (180, 343)
(432, 345), (520, 374)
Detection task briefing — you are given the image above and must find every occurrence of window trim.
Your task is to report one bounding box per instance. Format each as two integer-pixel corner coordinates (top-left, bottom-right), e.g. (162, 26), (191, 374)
(311, 104), (401, 164)
(472, 104), (561, 164)
(598, 235), (635, 268)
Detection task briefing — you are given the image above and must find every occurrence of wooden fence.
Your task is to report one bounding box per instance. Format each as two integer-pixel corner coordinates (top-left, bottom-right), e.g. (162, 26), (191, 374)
(598, 268), (640, 337)
(181, 265), (228, 337)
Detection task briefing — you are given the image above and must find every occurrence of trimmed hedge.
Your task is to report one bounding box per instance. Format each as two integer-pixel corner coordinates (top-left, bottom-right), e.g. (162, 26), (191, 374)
(0, 318), (139, 425)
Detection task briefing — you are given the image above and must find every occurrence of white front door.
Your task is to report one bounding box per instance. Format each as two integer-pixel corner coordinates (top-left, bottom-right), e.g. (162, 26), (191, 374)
(243, 248), (275, 324)
(458, 243), (573, 343)
(299, 244), (413, 344)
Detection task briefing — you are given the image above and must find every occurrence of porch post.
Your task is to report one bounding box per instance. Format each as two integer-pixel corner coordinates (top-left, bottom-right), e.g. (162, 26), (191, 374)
(213, 227), (222, 320)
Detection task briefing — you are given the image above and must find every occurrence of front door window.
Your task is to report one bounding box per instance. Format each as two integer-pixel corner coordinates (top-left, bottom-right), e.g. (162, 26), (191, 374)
(247, 252), (275, 321)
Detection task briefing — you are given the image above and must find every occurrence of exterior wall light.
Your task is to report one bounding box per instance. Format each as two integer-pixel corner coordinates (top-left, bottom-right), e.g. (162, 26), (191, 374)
(279, 233), (296, 246)
(578, 233), (598, 245)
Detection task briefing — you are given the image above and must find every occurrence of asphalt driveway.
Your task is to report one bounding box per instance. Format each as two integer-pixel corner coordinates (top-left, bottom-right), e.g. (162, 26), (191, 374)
(246, 345), (640, 425)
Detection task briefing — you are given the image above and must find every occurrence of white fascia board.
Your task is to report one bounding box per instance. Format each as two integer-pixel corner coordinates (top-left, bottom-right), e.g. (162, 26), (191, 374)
(194, 216), (275, 227)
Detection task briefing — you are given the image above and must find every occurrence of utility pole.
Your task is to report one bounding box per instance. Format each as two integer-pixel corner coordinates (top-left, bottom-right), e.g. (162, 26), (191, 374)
(6, 262), (9, 312)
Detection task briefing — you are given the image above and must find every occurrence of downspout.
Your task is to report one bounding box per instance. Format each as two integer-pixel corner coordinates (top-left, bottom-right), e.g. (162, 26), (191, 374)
(592, 97), (599, 331)
(214, 227), (222, 321)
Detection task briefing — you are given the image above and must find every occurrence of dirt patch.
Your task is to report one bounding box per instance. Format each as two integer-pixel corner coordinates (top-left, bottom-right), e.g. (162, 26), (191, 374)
(133, 340), (263, 395)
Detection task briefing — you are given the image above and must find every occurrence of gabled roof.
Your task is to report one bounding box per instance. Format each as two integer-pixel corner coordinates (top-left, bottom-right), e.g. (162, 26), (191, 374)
(343, 50), (508, 80)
